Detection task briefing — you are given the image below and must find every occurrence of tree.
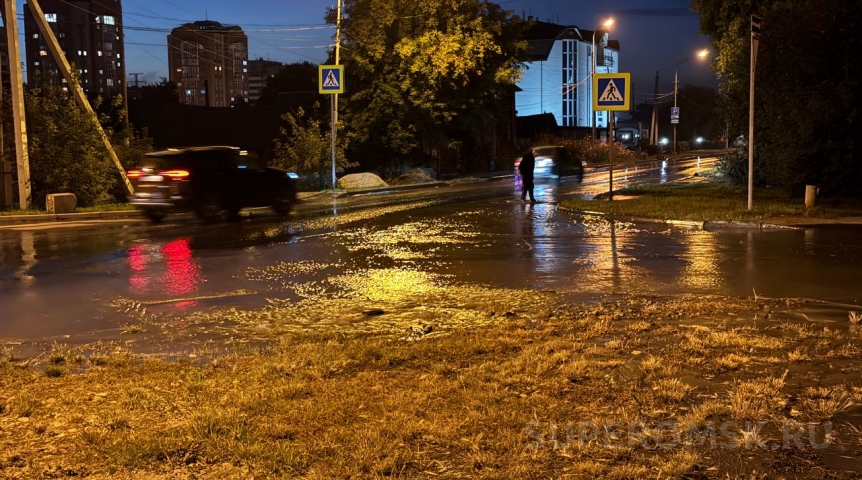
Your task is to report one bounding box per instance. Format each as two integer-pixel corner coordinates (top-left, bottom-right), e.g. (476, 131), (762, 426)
(331, 0), (528, 171)
(23, 80), (120, 207)
(272, 104), (356, 191)
(692, 0), (862, 195)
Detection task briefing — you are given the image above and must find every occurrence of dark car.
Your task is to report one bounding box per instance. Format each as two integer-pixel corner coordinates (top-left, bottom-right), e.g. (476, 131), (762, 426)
(513, 145), (584, 181)
(127, 146), (297, 222)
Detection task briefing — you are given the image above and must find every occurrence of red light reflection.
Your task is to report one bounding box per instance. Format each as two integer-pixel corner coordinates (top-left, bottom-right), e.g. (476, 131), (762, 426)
(126, 238), (203, 297)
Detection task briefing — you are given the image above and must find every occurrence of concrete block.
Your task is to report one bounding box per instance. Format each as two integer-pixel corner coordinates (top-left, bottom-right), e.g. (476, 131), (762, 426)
(46, 193), (77, 214)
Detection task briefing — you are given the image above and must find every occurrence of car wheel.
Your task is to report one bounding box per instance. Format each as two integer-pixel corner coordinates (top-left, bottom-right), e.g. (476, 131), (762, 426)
(194, 200), (223, 223)
(271, 190), (294, 216)
(143, 209), (167, 222)
(226, 208), (242, 222)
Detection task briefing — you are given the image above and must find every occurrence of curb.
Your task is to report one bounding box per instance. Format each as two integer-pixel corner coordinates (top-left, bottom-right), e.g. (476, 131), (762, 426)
(563, 208), (803, 231)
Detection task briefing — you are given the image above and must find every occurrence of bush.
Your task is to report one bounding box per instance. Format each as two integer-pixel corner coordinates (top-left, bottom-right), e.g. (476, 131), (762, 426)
(553, 138), (642, 167)
(676, 141), (690, 153)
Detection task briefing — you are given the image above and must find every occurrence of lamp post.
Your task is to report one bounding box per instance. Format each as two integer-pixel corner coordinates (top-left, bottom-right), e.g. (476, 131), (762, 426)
(672, 49), (709, 154)
(591, 17), (614, 143)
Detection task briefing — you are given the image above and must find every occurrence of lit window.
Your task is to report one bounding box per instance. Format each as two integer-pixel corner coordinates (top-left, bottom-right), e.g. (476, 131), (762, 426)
(99, 69), (104, 74)
(34, 61), (40, 66)
(83, 51), (87, 56)
(106, 79), (114, 87)
(117, 53), (121, 58)
(78, 50), (82, 56)
(32, 33), (39, 39)
(97, 15), (115, 25)
(39, 50), (47, 56)
(117, 62), (121, 68)
(97, 51), (102, 56)
(45, 13), (57, 22)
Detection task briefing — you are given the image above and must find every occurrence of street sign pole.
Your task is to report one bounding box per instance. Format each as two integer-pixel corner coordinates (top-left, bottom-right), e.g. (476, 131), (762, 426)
(609, 113), (614, 200)
(592, 73), (631, 202)
(319, 65), (344, 191)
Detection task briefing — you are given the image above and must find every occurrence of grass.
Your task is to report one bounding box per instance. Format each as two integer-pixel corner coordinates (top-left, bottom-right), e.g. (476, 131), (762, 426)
(561, 181), (862, 223)
(1, 294), (861, 478)
(0, 203), (132, 216)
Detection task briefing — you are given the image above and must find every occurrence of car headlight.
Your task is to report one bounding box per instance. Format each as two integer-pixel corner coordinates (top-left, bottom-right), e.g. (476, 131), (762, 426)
(286, 172), (299, 179)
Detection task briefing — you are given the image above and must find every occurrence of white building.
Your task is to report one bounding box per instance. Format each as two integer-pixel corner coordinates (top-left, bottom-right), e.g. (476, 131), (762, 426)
(515, 20), (619, 130)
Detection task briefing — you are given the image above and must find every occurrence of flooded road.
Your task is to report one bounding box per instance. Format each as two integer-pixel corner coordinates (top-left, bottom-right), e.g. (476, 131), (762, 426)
(1, 169), (860, 349)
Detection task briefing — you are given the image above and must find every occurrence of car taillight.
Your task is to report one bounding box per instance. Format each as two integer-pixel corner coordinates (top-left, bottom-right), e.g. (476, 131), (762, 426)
(159, 170), (190, 179)
(127, 169), (146, 178)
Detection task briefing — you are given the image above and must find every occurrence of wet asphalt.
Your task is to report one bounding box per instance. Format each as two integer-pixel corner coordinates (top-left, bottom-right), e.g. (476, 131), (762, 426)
(1, 160), (860, 350)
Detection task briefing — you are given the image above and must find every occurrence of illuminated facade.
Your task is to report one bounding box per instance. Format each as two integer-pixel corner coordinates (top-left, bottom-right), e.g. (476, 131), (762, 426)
(23, 0), (126, 96)
(515, 20), (620, 129)
(167, 21), (249, 107)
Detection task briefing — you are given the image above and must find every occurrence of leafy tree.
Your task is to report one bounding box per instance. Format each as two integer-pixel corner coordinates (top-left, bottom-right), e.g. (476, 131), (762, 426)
(331, 0), (529, 171)
(272, 103), (356, 191)
(692, 0), (862, 195)
(23, 82), (118, 207)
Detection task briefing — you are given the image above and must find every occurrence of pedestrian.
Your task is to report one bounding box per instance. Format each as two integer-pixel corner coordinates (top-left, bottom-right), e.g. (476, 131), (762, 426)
(519, 148), (537, 203)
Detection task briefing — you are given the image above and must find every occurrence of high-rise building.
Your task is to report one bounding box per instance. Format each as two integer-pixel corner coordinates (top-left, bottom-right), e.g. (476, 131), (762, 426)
(23, 0), (126, 96)
(167, 21), (249, 108)
(247, 58), (283, 104)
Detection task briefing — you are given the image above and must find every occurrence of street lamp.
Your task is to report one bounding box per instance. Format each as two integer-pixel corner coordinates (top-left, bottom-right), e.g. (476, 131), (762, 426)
(591, 17), (614, 143)
(672, 49), (709, 154)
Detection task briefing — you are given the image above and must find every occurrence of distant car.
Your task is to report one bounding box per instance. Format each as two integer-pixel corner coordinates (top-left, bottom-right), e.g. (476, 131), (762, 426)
(127, 146), (297, 222)
(514, 145), (584, 181)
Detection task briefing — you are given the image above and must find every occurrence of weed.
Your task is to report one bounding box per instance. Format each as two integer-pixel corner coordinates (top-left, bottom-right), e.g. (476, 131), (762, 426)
(728, 372), (788, 421)
(849, 311), (862, 325)
(48, 343), (83, 365)
(0, 346), (13, 364)
(800, 387), (856, 419)
(787, 347), (809, 362)
(45, 366), (64, 377)
(653, 378), (694, 402)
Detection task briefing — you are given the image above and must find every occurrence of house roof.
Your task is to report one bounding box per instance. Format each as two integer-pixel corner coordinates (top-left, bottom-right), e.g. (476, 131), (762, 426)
(523, 19), (619, 60)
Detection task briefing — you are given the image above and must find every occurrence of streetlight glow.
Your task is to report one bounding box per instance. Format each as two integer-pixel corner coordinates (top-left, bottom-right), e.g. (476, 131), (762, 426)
(672, 49), (711, 154)
(591, 17), (615, 143)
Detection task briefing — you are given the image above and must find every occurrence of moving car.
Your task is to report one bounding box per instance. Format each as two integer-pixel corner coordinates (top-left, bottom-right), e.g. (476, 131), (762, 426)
(127, 146), (297, 222)
(513, 145), (584, 181)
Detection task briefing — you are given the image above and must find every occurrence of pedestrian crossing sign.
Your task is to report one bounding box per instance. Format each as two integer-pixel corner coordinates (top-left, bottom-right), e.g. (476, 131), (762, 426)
(593, 73), (630, 111)
(319, 65), (344, 94)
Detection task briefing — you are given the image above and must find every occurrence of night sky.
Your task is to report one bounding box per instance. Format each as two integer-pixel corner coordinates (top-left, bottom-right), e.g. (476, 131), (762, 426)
(11, 0), (718, 101)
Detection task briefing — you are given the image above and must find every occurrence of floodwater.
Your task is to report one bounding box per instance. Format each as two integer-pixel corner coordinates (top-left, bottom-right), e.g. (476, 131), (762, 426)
(1, 174), (860, 348)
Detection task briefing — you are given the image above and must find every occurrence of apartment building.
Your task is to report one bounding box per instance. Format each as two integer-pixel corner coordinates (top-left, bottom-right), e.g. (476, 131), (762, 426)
(515, 19), (620, 130)
(167, 21), (249, 107)
(247, 58), (283, 104)
(23, 0), (126, 96)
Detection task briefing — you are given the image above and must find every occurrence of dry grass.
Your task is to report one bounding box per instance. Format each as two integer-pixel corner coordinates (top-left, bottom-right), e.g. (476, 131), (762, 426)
(1, 295), (861, 478)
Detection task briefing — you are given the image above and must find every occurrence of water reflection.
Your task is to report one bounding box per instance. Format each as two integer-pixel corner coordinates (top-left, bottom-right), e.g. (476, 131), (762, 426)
(127, 238), (203, 296)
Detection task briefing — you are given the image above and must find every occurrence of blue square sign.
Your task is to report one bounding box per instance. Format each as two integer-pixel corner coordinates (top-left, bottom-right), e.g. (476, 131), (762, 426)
(593, 73), (631, 111)
(319, 65), (344, 94)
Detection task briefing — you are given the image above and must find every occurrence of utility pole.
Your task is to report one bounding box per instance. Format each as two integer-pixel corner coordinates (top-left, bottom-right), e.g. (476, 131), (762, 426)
(27, 0), (133, 195)
(748, 14), (761, 210)
(2, 0), (31, 209)
(649, 70), (659, 147)
(330, 0), (342, 191)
